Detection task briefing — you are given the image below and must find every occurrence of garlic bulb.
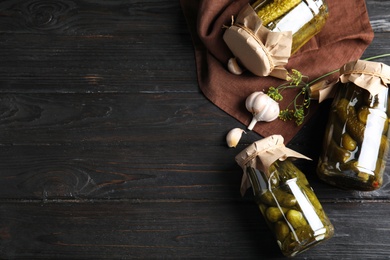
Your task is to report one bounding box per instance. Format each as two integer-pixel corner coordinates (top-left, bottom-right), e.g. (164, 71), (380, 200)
(226, 128), (245, 148)
(245, 91), (280, 130)
(227, 58), (243, 75)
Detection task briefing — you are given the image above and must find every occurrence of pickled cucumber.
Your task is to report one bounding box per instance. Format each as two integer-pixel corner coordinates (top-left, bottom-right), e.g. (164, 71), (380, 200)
(302, 186), (324, 216)
(290, 4), (328, 54)
(275, 220), (290, 242)
(335, 98), (365, 143)
(259, 189), (297, 207)
(286, 210), (307, 229)
(341, 132), (357, 151)
(357, 106), (369, 124)
(358, 106), (389, 134)
(266, 206), (288, 222)
(328, 139), (351, 163)
(252, 0), (301, 25)
(274, 160), (310, 187)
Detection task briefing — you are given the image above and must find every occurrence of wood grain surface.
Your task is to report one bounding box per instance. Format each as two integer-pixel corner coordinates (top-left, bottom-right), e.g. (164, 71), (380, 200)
(1, 0), (390, 259)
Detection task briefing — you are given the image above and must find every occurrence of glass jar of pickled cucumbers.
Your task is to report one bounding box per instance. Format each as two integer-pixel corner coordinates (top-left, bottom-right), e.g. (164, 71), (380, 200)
(236, 135), (334, 257)
(317, 60), (390, 191)
(251, 0), (329, 54)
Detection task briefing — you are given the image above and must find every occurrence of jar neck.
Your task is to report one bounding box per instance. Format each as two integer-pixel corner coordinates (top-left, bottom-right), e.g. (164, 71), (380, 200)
(246, 159), (299, 196)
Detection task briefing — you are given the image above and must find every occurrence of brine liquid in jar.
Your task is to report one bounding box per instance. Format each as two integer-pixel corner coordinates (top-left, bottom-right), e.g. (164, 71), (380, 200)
(251, 0), (329, 54)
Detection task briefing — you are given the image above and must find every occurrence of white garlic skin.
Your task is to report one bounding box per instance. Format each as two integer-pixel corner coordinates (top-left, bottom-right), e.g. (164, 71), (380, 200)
(227, 58), (243, 75)
(226, 128), (245, 148)
(245, 91), (280, 130)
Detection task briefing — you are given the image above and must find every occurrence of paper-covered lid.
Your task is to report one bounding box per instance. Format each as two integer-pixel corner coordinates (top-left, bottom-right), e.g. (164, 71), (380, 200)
(235, 135), (311, 196)
(340, 60), (390, 96)
(223, 4), (292, 79)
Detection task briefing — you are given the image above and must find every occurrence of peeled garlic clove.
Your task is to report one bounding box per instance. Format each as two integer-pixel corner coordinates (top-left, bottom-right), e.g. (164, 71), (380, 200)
(226, 128), (245, 148)
(245, 91), (280, 130)
(227, 58), (243, 75)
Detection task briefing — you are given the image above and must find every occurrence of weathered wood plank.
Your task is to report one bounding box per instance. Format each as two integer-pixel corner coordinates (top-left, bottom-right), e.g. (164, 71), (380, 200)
(0, 131), (389, 201)
(366, 0), (390, 32)
(0, 93), (233, 145)
(0, 144), (242, 200)
(0, 0), (196, 93)
(0, 200), (271, 259)
(1, 200), (390, 259)
(0, 0), (186, 34)
(0, 34), (197, 93)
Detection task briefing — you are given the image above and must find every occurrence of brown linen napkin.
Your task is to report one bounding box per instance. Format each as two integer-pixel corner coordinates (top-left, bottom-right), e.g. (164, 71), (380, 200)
(180, 0), (374, 143)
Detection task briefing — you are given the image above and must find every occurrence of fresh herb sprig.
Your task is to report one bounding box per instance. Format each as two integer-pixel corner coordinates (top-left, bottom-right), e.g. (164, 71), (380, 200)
(266, 69), (310, 125)
(266, 54), (390, 126)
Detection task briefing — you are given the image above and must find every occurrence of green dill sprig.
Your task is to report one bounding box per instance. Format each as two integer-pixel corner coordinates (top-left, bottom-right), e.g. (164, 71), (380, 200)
(265, 54), (390, 126)
(266, 69), (311, 126)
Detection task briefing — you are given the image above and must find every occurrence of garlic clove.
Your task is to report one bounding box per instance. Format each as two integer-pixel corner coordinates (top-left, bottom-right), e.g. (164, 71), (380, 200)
(226, 128), (246, 148)
(246, 91), (280, 130)
(227, 58), (244, 75)
(254, 97), (280, 122)
(245, 91), (267, 114)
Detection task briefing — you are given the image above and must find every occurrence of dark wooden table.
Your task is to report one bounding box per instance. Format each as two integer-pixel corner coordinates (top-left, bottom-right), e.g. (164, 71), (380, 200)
(1, 0), (390, 259)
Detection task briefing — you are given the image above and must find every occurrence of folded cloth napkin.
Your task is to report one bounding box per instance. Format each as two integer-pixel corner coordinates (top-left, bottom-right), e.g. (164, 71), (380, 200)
(180, 0), (374, 143)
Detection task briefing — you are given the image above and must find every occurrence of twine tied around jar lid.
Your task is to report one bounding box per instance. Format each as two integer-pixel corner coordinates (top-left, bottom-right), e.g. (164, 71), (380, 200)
(235, 135), (311, 196)
(340, 60), (390, 96)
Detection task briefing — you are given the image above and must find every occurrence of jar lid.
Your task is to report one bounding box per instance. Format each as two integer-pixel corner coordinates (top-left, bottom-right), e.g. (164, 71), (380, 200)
(224, 25), (273, 77)
(235, 135), (311, 196)
(223, 4), (292, 79)
(235, 135), (310, 172)
(340, 60), (390, 96)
